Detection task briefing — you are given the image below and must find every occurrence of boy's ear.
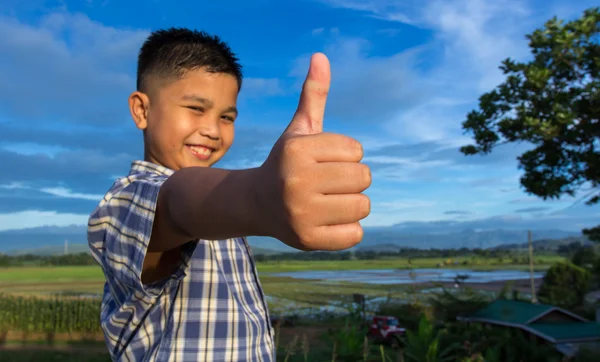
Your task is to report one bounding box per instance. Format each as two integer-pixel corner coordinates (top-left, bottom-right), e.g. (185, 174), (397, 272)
(129, 91), (150, 130)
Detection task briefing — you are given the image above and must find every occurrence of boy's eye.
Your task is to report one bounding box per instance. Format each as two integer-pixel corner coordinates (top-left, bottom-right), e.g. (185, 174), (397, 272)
(188, 106), (204, 112)
(221, 115), (235, 122)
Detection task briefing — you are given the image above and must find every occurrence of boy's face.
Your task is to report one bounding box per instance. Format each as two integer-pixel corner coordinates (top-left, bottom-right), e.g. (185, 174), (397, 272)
(129, 67), (239, 170)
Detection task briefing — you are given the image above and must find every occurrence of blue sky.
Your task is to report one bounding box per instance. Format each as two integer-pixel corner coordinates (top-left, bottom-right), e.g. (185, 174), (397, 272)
(0, 0), (598, 235)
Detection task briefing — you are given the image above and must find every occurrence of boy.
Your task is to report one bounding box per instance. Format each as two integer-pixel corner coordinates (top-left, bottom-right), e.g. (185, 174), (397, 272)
(88, 28), (371, 361)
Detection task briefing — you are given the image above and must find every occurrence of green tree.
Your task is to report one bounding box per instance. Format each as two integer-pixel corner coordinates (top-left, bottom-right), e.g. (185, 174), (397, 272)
(571, 245), (597, 269)
(460, 8), (600, 240)
(537, 262), (591, 308)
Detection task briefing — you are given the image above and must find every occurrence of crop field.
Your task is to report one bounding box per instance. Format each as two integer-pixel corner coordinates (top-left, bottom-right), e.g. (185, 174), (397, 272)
(0, 256), (558, 361)
(0, 255), (559, 299)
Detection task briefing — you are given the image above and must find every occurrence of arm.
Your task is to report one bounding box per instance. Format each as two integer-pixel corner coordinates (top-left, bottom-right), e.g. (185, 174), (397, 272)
(149, 166), (263, 251)
(143, 54), (372, 283)
(142, 166), (264, 283)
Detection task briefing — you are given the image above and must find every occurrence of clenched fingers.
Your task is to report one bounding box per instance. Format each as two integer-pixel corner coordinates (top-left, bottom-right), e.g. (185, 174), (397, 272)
(283, 132), (363, 163)
(311, 162), (371, 194)
(311, 193), (371, 226)
(310, 222), (364, 251)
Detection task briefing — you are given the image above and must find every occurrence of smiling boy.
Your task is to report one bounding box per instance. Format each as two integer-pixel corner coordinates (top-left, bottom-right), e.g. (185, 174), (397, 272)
(88, 28), (371, 361)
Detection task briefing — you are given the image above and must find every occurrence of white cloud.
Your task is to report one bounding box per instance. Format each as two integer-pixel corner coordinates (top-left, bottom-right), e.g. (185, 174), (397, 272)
(241, 78), (285, 97)
(218, 158), (264, 170)
(290, 36), (432, 127)
(0, 210), (88, 231)
(315, 0), (420, 25)
(0, 183), (104, 201)
(39, 187), (103, 201)
(312, 27), (325, 36)
(364, 155), (451, 182)
(311, 0), (596, 145)
(0, 182), (26, 190)
(0, 11), (148, 126)
(1, 143), (70, 157)
(376, 200), (437, 210)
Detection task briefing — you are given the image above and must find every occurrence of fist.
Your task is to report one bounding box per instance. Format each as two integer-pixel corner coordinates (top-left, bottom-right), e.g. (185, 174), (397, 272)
(257, 53), (372, 251)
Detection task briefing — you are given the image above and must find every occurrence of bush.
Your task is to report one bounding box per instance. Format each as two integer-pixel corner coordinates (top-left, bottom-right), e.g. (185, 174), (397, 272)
(538, 262), (591, 308)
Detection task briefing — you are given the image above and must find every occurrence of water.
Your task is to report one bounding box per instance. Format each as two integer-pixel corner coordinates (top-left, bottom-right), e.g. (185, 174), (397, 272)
(272, 268), (545, 285)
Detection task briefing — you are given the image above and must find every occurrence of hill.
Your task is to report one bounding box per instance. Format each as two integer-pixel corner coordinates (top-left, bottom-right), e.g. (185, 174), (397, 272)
(0, 225), (583, 255)
(356, 228), (580, 252)
(3, 243), (282, 257)
(490, 236), (590, 252)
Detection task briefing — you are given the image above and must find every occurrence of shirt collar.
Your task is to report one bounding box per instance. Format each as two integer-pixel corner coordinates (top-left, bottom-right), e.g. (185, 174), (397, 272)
(129, 160), (175, 177)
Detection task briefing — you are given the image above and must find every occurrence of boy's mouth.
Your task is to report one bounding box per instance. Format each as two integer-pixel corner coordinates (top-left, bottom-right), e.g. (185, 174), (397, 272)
(186, 144), (214, 160)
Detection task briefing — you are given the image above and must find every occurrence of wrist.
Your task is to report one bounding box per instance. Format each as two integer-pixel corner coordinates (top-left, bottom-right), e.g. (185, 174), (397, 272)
(242, 167), (269, 237)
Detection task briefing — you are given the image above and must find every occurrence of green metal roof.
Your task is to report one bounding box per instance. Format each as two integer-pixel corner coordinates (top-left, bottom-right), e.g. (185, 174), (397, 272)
(467, 299), (555, 325)
(529, 322), (600, 342)
(462, 300), (600, 343)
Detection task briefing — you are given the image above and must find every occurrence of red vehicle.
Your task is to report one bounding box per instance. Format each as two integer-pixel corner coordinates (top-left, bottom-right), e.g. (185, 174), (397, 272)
(367, 316), (406, 347)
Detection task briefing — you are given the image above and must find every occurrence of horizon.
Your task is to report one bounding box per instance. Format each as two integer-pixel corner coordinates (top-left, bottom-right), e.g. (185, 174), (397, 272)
(1, 0), (599, 240)
(0, 224), (586, 254)
(0, 229), (587, 255)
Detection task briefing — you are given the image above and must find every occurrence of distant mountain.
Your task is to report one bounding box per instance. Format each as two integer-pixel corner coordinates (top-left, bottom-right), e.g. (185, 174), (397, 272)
(4, 243), (282, 257)
(8, 243), (91, 256)
(0, 227), (291, 255)
(490, 236), (590, 252)
(356, 243), (404, 253)
(356, 228), (580, 251)
(0, 224), (583, 255)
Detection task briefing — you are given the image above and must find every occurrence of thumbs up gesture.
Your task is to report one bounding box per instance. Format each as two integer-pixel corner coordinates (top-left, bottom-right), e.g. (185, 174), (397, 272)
(256, 53), (372, 251)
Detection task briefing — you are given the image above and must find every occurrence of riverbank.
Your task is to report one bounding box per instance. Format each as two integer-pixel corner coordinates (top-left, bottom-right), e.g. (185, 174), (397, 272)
(255, 256), (561, 273)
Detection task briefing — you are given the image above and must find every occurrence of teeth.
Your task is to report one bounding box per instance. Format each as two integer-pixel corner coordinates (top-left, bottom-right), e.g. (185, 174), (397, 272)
(189, 146), (212, 156)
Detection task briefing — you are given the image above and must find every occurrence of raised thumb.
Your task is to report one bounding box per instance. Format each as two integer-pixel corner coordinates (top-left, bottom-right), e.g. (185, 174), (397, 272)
(285, 52), (331, 135)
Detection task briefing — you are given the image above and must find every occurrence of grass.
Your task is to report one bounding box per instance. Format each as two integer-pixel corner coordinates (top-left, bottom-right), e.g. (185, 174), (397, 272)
(0, 255), (563, 282)
(0, 257), (559, 361)
(0, 266), (103, 283)
(0, 256), (560, 297)
(0, 266), (104, 296)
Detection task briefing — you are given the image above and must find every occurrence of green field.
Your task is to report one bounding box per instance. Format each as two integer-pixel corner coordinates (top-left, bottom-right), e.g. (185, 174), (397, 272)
(0, 266), (103, 283)
(0, 257), (560, 361)
(0, 256), (559, 313)
(0, 266), (411, 310)
(0, 256), (561, 297)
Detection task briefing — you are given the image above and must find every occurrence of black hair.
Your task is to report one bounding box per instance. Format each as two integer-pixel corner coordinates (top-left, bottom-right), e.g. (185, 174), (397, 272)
(136, 27), (243, 92)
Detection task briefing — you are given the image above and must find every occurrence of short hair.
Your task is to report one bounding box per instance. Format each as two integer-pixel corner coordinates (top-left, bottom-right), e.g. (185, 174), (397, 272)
(136, 28), (243, 93)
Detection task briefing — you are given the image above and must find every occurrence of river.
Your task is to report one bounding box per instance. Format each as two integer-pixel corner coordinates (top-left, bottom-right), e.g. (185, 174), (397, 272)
(272, 268), (545, 285)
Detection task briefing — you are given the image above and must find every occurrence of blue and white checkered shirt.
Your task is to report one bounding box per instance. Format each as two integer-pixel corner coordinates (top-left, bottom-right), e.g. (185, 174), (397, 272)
(88, 160), (275, 362)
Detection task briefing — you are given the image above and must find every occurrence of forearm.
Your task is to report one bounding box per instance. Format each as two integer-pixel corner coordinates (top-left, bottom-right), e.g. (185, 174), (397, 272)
(149, 166), (264, 252)
(168, 166), (264, 238)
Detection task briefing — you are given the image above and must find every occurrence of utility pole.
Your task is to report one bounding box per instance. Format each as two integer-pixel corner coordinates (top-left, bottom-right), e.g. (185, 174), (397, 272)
(528, 230), (537, 303)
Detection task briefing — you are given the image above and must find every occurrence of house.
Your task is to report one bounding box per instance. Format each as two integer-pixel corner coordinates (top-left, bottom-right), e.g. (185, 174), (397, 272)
(457, 299), (600, 357)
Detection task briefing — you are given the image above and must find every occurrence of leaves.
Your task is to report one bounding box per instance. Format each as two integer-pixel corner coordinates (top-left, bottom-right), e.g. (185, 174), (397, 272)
(460, 7), (600, 240)
(537, 261), (591, 308)
(403, 316), (459, 362)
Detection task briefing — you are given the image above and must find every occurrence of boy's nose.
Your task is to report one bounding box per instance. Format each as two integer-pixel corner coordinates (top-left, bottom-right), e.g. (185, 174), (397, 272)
(197, 118), (221, 140)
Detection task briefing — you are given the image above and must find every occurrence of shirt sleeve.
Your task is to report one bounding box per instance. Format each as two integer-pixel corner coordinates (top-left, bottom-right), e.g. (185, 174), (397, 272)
(87, 173), (197, 303)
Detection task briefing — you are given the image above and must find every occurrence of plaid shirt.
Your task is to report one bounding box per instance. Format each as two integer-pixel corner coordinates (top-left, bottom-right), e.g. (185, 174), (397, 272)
(88, 160), (275, 362)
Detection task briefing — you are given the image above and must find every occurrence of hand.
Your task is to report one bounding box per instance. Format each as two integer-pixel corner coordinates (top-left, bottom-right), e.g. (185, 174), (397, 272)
(256, 53), (372, 251)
